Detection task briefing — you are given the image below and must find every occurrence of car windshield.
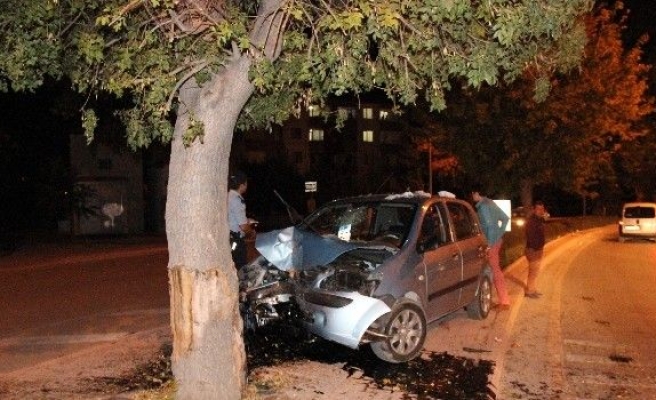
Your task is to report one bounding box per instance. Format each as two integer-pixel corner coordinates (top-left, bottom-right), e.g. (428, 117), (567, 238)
(302, 201), (417, 247)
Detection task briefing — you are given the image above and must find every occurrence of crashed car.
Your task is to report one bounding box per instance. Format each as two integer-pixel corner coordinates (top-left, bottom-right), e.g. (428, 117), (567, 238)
(239, 191), (493, 363)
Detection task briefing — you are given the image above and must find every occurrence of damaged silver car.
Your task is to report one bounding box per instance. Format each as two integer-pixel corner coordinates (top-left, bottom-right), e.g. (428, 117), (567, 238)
(239, 191), (493, 363)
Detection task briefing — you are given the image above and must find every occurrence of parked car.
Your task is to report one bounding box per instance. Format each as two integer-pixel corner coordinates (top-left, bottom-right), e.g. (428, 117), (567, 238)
(511, 205), (550, 227)
(618, 202), (656, 242)
(239, 191), (493, 363)
(511, 207), (529, 227)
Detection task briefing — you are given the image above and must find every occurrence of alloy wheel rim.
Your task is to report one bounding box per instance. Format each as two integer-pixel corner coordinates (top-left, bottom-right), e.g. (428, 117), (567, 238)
(389, 309), (423, 355)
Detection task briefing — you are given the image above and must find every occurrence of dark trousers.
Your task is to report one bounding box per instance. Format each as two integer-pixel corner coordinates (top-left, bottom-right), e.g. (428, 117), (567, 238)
(230, 232), (247, 269)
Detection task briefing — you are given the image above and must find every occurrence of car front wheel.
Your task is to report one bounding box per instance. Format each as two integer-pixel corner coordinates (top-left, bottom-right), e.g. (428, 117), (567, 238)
(370, 302), (426, 363)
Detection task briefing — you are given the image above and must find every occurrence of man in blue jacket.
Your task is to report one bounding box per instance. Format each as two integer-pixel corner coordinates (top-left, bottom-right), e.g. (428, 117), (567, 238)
(472, 187), (510, 309)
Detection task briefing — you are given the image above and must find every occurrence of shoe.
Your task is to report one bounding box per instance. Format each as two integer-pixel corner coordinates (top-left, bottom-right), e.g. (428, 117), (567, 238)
(492, 303), (511, 311)
(525, 292), (542, 299)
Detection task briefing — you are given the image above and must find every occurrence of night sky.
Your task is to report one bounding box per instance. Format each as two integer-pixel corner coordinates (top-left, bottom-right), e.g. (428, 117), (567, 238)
(621, 0), (656, 60)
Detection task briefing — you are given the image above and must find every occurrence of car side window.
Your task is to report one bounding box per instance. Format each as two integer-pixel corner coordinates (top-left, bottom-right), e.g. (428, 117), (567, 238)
(420, 204), (451, 246)
(446, 202), (477, 241)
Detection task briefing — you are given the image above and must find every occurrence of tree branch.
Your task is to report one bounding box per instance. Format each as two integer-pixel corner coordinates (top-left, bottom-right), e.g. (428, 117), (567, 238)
(167, 60), (209, 112)
(250, 0), (285, 61)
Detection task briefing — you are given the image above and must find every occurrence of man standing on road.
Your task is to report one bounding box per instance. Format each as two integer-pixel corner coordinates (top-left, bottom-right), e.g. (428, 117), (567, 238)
(524, 201), (547, 299)
(472, 187), (511, 309)
(228, 170), (257, 269)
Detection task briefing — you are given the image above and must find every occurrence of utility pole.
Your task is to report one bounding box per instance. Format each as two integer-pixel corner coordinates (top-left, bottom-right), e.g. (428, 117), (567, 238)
(427, 139), (433, 194)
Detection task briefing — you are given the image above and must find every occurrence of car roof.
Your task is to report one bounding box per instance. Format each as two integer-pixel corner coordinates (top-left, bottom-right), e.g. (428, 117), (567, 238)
(622, 202), (656, 208)
(323, 191), (460, 206)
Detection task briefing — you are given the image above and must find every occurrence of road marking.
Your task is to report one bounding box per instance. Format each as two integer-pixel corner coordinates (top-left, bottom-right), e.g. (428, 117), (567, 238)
(563, 338), (629, 350)
(565, 353), (616, 365)
(563, 338), (641, 367)
(576, 377), (656, 390)
(113, 308), (169, 316)
(0, 332), (129, 347)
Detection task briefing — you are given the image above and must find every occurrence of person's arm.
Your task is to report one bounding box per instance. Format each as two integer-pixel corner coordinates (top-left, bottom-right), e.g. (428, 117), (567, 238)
(239, 219), (256, 237)
(477, 204), (493, 240)
(498, 206), (510, 233)
(228, 192), (249, 234)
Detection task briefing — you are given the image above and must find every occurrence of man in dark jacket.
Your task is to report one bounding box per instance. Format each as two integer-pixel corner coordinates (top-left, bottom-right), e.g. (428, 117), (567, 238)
(524, 201), (547, 298)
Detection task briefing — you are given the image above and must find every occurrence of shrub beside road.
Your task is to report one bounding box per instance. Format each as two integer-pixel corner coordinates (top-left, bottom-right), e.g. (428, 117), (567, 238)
(502, 216), (617, 267)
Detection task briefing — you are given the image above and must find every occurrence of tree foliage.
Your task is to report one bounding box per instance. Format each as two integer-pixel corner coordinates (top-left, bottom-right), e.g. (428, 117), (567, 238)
(518, 3), (653, 195)
(432, 2), (653, 203)
(1, 0), (598, 398)
(2, 0), (592, 147)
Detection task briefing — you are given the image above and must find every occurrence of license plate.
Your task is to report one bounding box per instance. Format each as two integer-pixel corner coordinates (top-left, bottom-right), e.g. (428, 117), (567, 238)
(624, 225), (640, 232)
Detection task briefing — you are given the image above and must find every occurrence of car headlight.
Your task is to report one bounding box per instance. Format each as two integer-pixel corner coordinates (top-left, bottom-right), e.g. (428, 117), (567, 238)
(319, 269), (382, 296)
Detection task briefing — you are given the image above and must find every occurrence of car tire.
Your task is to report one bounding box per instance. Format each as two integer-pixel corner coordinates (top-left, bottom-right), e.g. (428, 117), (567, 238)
(370, 301), (426, 363)
(466, 274), (492, 320)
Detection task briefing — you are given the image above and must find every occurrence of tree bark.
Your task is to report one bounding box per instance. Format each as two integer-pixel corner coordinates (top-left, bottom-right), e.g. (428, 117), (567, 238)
(166, 55), (254, 399)
(163, 0), (284, 396)
(520, 179), (534, 209)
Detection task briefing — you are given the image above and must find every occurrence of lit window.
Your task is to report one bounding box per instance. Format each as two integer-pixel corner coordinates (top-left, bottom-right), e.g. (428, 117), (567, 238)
(308, 105), (321, 117)
(362, 107), (373, 119)
(379, 110), (389, 120)
(309, 129), (324, 141)
(362, 130), (374, 142)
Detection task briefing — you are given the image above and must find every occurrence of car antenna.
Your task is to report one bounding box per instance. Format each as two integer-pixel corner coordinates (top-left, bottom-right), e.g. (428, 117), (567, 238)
(374, 173), (394, 194)
(273, 189), (304, 225)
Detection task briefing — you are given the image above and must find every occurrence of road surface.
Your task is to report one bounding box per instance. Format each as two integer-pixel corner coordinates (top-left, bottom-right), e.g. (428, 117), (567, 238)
(0, 238), (169, 374)
(1, 227), (655, 400)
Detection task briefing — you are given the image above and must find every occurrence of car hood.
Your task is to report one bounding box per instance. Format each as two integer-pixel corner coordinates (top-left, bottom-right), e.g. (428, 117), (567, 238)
(255, 226), (395, 271)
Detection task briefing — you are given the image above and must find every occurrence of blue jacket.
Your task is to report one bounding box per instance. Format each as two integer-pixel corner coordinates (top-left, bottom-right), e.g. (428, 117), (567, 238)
(475, 197), (509, 246)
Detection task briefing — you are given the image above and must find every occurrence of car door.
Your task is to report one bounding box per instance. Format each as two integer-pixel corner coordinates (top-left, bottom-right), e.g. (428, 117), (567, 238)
(421, 202), (463, 322)
(445, 200), (486, 306)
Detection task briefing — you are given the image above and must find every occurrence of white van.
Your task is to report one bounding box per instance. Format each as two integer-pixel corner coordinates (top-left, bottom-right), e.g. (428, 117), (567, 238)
(618, 202), (656, 242)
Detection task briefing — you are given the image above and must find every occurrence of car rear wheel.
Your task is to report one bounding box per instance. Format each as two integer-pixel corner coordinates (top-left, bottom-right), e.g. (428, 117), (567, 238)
(370, 302), (426, 363)
(466, 275), (492, 320)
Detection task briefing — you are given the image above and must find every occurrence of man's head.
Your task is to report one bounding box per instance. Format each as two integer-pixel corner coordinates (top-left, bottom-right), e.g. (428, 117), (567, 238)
(470, 183), (484, 203)
(533, 201), (546, 218)
(229, 170), (248, 193)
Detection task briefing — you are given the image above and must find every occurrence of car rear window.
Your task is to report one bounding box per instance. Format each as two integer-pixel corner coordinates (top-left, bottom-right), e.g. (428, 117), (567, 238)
(624, 206), (656, 218)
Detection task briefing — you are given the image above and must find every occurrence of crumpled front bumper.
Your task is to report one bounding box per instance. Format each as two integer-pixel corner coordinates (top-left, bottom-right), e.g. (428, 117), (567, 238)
(297, 290), (391, 349)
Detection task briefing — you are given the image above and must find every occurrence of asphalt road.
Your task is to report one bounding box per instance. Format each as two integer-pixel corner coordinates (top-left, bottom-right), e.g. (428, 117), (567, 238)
(1, 227), (655, 400)
(499, 225), (656, 400)
(0, 239), (169, 373)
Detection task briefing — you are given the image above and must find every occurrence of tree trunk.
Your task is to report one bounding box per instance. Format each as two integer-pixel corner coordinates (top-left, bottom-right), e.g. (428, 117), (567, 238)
(165, 55), (254, 399)
(519, 179), (534, 209)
